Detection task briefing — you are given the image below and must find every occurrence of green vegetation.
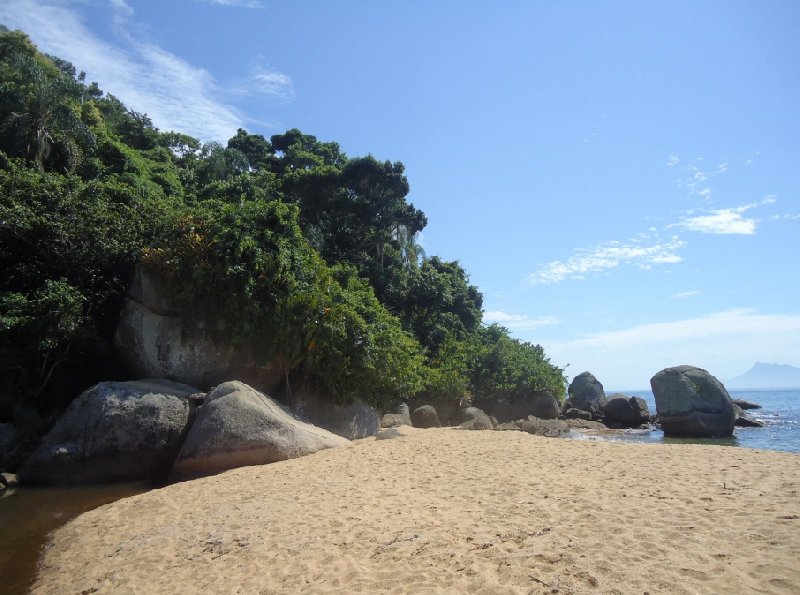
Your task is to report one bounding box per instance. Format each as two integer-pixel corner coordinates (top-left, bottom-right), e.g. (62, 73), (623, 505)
(0, 27), (565, 419)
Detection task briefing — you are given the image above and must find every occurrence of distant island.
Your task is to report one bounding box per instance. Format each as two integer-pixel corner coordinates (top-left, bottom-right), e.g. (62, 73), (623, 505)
(726, 362), (800, 389)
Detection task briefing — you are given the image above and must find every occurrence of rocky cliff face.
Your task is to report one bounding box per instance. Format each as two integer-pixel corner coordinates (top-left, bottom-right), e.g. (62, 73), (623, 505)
(114, 264), (284, 393)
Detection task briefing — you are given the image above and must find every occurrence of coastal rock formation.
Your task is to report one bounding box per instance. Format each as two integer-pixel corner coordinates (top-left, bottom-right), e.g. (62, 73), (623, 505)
(732, 399), (762, 410)
(733, 404), (765, 428)
(452, 407), (494, 430)
(114, 264), (283, 392)
(171, 382), (348, 480)
(381, 402), (412, 428)
(289, 391), (379, 440)
(20, 379), (197, 485)
(650, 366), (736, 438)
(477, 391), (560, 422)
(564, 407), (592, 421)
(604, 394), (651, 428)
(495, 416), (569, 437)
(568, 372), (607, 419)
(411, 405), (442, 429)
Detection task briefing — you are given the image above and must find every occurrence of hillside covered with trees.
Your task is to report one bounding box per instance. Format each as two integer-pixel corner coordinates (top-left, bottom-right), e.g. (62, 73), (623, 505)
(0, 27), (565, 428)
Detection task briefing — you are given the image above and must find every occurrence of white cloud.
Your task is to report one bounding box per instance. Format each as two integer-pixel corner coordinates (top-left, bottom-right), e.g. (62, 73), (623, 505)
(483, 311), (559, 331)
(0, 0), (262, 141)
(675, 197), (776, 235)
(529, 235), (686, 284)
(198, 0), (264, 8)
(671, 290), (701, 299)
(249, 66), (294, 99)
(667, 154), (680, 167)
(544, 309), (800, 389)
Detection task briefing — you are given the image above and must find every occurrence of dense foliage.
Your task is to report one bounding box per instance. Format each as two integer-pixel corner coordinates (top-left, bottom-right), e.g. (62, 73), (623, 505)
(0, 27), (565, 422)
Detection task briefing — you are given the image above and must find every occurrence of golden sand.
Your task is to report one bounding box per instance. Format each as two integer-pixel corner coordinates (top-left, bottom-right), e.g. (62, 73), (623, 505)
(33, 428), (800, 594)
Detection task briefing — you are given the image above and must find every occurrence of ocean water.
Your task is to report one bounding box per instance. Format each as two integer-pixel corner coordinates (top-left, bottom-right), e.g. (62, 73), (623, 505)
(572, 388), (800, 454)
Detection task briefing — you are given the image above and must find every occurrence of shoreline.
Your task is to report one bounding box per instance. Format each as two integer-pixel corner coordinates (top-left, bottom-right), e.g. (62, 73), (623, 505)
(31, 428), (800, 594)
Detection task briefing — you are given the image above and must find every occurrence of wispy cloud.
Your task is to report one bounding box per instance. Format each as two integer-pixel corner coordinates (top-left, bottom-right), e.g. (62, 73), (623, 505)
(197, 0), (264, 8)
(671, 290), (701, 299)
(528, 234), (685, 284)
(675, 196), (776, 235)
(669, 154), (731, 201)
(0, 0), (283, 141)
(483, 311), (559, 331)
(544, 309), (800, 388)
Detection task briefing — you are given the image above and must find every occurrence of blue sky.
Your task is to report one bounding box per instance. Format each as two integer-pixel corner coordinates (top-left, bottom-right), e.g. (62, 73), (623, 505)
(3, 1), (799, 389)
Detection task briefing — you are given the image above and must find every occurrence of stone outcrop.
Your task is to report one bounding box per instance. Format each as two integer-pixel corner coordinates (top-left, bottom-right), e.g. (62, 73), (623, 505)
(495, 416), (569, 437)
(171, 382), (348, 480)
(410, 405), (441, 429)
(732, 399), (761, 410)
(733, 404), (765, 428)
(114, 264), (283, 392)
(20, 379), (197, 485)
(603, 394), (651, 428)
(289, 391), (379, 440)
(452, 407), (494, 430)
(478, 392), (560, 422)
(568, 372), (607, 419)
(650, 366), (736, 438)
(381, 401), (412, 428)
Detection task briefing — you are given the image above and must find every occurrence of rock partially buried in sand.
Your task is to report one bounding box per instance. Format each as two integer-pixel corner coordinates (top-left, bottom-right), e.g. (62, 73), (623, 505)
(171, 381), (348, 480)
(381, 402), (412, 428)
(411, 405), (441, 429)
(452, 406), (494, 430)
(20, 379), (198, 485)
(650, 366), (736, 438)
(477, 391), (560, 422)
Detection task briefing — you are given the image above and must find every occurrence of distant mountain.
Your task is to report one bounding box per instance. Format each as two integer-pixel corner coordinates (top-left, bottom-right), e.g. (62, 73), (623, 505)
(726, 362), (800, 389)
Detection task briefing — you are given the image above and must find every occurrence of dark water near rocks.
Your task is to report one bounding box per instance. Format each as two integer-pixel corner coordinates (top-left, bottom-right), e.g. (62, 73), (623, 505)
(0, 482), (148, 594)
(573, 388), (800, 453)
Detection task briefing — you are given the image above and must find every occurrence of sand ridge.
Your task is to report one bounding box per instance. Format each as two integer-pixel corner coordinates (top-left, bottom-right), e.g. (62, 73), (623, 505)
(33, 428), (800, 594)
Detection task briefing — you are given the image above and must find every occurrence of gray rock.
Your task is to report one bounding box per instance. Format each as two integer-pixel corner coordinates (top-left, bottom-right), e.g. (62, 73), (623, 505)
(603, 394), (635, 427)
(376, 426), (414, 440)
(650, 366), (736, 438)
(494, 417), (569, 437)
(564, 408), (592, 421)
(20, 379), (197, 485)
(732, 399), (762, 410)
(630, 396), (651, 425)
(603, 394), (650, 428)
(568, 372), (607, 418)
(289, 392), (379, 440)
(410, 405), (441, 429)
(0, 472), (18, 488)
(171, 381), (348, 480)
(452, 407), (493, 430)
(565, 418), (607, 430)
(733, 404), (765, 428)
(381, 402), (412, 428)
(479, 391), (560, 422)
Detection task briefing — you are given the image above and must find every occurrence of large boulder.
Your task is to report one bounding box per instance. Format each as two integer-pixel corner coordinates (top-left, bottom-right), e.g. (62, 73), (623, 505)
(288, 391), (380, 440)
(479, 391), (560, 422)
(650, 366), (736, 438)
(381, 402), (412, 428)
(732, 399), (761, 410)
(568, 372), (607, 418)
(410, 405), (441, 429)
(171, 381), (348, 480)
(452, 407), (493, 430)
(20, 379), (198, 485)
(603, 394), (651, 428)
(114, 264), (283, 391)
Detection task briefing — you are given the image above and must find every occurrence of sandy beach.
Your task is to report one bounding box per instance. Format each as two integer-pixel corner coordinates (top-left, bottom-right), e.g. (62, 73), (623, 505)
(32, 428), (800, 594)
